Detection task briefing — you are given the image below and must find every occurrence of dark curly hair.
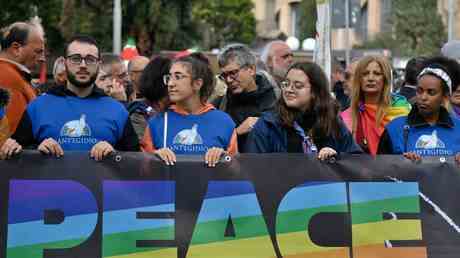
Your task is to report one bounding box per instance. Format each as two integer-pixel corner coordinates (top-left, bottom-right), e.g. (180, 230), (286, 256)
(139, 56), (171, 103)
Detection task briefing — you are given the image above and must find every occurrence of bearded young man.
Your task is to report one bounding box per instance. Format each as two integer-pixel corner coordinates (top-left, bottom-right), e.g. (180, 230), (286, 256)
(0, 35), (139, 160)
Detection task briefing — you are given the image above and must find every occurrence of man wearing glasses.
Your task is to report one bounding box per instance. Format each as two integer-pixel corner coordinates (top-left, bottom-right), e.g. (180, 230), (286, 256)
(214, 43), (277, 152)
(0, 35), (139, 160)
(261, 40), (294, 87)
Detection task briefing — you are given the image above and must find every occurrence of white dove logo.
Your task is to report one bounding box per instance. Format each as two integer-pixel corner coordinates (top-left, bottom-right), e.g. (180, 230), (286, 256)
(60, 114), (91, 137)
(415, 130), (445, 149)
(173, 124), (203, 145)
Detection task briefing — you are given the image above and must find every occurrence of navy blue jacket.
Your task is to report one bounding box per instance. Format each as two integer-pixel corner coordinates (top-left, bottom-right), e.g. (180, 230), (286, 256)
(378, 105), (460, 156)
(246, 111), (362, 154)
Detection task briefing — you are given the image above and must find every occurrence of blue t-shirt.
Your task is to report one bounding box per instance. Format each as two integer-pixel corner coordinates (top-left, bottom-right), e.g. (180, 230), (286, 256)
(26, 93), (128, 151)
(147, 108), (235, 155)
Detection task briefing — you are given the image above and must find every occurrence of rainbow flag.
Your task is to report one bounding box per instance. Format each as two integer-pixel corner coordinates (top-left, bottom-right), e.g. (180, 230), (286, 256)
(341, 94), (411, 155)
(6, 181), (425, 258)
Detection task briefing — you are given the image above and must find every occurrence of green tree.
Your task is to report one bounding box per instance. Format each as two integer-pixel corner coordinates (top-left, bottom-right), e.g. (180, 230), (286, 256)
(298, 0), (317, 40)
(0, 0), (64, 54)
(192, 0), (256, 49)
(1, 0), (257, 55)
(357, 0), (446, 56)
(124, 0), (199, 55)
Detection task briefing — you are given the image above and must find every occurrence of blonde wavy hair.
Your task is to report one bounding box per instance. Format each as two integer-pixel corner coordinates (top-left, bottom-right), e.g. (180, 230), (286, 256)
(350, 55), (393, 133)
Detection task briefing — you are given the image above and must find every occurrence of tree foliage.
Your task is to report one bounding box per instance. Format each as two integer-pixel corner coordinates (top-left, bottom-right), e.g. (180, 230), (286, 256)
(124, 0), (200, 55)
(192, 0), (256, 49)
(298, 0), (317, 40)
(0, 0), (64, 53)
(357, 0), (446, 56)
(0, 0), (256, 55)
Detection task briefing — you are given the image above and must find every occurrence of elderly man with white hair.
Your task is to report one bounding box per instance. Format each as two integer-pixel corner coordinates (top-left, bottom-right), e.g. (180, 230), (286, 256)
(261, 40), (294, 84)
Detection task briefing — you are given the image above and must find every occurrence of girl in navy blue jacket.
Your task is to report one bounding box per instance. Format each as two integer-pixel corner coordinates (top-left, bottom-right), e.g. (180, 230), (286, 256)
(378, 59), (460, 163)
(246, 62), (361, 160)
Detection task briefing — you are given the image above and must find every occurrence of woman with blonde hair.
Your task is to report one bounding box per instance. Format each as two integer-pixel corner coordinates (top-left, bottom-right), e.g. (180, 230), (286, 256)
(341, 55), (411, 156)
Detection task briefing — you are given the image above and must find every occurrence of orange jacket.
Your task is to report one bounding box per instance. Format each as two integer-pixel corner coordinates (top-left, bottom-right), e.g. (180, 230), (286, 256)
(0, 59), (36, 136)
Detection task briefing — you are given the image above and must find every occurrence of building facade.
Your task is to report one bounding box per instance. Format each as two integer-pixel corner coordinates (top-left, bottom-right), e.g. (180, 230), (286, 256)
(252, 0), (302, 39)
(438, 0), (460, 40)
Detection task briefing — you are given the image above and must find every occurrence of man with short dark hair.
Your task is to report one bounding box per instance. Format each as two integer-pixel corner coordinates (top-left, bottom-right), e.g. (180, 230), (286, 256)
(0, 35), (139, 160)
(215, 43), (277, 152)
(331, 61), (350, 111)
(398, 57), (427, 104)
(0, 21), (45, 136)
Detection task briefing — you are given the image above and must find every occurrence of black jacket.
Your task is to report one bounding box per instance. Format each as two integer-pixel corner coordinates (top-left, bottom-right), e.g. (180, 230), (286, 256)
(213, 74), (277, 152)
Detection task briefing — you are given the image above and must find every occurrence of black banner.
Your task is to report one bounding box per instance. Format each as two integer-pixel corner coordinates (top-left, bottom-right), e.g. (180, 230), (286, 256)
(1, 151), (459, 258)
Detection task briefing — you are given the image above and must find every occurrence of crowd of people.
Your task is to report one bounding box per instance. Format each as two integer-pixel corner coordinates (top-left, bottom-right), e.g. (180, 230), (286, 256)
(2, 19), (460, 165)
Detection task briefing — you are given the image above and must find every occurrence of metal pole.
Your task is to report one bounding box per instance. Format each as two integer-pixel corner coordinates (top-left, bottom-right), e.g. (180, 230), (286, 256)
(448, 0), (454, 41)
(113, 0), (122, 54)
(345, 0), (350, 66)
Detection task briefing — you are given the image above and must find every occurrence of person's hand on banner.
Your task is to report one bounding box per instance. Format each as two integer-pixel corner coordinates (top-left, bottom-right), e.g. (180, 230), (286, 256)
(317, 147), (337, 162)
(0, 138), (22, 160)
(90, 141), (115, 161)
(38, 138), (64, 157)
(403, 152), (421, 162)
(154, 148), (176, 165)
(205, 147), (226, 167)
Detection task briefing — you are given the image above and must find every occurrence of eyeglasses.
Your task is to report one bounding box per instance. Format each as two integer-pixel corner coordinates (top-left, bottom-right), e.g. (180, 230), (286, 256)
(218, 67), (244, 81)
(163, 73), (190, 85)
(280, 80), (307, 91)
(67, 54), (99, 65)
